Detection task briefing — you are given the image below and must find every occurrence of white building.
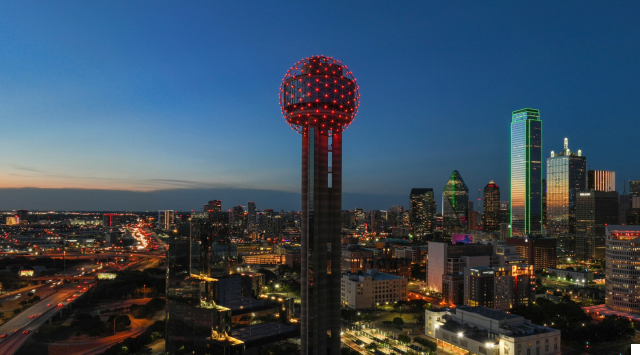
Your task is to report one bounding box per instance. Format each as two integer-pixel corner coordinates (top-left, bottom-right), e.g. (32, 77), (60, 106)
(425, 306), (561, 355)
(545, 268), (593, 284)
(341, 269), (407, 309)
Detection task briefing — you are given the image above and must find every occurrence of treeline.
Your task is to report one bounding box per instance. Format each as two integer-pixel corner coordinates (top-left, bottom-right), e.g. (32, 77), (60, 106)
(80, 269), (165, 303)
(511, 297), (634, 344)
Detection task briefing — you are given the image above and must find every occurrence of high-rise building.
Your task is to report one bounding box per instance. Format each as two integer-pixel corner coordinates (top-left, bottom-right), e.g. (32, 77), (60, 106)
(426, 242), (495, 292)
(575, 235), (605, 261)
(619, 183), (631, 226)
(605, 225), (640, 313)
(483, 181), (500, 231)
(546, 138), (586, 235)
(587, 170), (615, 192)
(157, 210), (174, 231)
(543, 178), (547, 230)
(505, 237), (556, 271)
(204, 200), (222, 213)
(409, 188), (436, 235)
(442, 274), (464, 306)
(576, 191), (619, 237)
(442, 170), (469, 234)
(280, 55), (360, 355)
(630, 180), (640, 196)
(463, 264), (535, 311)
(510, 108), (543, 237)
(247, 201), (256, 226)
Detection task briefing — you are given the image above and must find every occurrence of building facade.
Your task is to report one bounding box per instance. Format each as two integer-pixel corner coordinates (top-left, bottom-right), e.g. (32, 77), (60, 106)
(546, 138), (586, 235)
(410, 188), (436, 235)
(510, 108), (543, 237)
(605, 225), (640, 313)
(426, 242), (496, 292)
(425, 306), (561, 355)
(442, 274), (464, 306)
(484, 181), (501, 232)
(576, 191), (619, 237)
(587, 170), (615, 192)
(340, 269), (408, 309)
(505, 237), (556, 271)
(464, 265), (535, 311)
(443, 170), (469, 234)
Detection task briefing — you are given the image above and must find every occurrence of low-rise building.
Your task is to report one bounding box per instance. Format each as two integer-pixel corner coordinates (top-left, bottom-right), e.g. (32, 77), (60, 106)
(544, 268), (593, 284)
(425, 306), (561, 355)
(341, 269), (407, 309)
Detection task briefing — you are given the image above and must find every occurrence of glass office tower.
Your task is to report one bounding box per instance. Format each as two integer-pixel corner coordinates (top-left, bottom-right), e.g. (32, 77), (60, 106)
(410, 188), (436, 235)
(510, 108), (543, 237)
(483, 181), (501, 231)
(546, 138), (586, 235)
(442, 170), (469, 234)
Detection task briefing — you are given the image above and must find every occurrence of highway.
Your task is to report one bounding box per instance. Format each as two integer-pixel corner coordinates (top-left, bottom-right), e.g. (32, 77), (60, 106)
(0, 283), (92, 355)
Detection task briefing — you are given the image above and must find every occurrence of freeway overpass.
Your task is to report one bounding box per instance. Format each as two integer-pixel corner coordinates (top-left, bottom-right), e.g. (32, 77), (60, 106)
(0, 252), (165, 262)
(0, 284), (93, 355)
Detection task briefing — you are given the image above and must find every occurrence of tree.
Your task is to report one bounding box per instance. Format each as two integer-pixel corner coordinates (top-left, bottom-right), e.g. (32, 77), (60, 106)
(112, 315), (131, 331)
(414, 337), (437, 353)
(13, 308), (20, 315)
(397, 334), (411, 344)
(257, 268), (278, 283)
(19, 300), (27, 306)
(414, 313), (425, 325)
(32, 295), (41, 302)
(365, 343), (377, 352)
(392, 317), (404, 328)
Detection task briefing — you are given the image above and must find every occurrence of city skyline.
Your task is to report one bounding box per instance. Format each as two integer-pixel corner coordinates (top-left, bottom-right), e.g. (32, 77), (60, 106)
(1, 2), (639, 211)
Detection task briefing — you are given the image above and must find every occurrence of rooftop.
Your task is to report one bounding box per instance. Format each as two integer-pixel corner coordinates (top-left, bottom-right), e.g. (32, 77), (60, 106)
(455, 306), (520, 321)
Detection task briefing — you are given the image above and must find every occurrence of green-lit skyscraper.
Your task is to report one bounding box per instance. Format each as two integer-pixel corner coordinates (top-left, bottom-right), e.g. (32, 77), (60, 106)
(443, 170), (469, 234)
(510, 108), (543, 237)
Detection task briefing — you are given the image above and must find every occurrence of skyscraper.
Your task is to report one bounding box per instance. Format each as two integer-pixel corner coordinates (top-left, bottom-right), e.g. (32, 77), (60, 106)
(247, 201), (256, 225)
(587, 170), (615, 192)
(576, 190), (619, 236)
(629, 180), (640, 196)
(204, 200), (222, 213)
(442, 170), (469, 234)
(483, 181), (500, 231)
(280, 55), (360, 355)
(157, 210), (174, 230)
(409, 188), (436, 235)
(510, 108), (543, 237)
(605, 225), (640, 313)
(546, 138), (586, 235)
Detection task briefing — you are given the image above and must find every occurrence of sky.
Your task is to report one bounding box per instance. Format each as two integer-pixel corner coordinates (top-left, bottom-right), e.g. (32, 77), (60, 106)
(0, 1), (639, 211)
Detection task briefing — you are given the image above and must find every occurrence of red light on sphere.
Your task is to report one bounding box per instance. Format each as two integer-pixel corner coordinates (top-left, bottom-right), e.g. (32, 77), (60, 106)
(280, 55), (359, 135)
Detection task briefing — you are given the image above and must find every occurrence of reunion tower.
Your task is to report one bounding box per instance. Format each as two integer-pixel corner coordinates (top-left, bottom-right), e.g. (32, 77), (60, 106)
(280, 55), (360, 355)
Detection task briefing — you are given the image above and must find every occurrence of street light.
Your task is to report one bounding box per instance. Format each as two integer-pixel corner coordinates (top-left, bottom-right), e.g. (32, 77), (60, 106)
(458, 332), (463, 338)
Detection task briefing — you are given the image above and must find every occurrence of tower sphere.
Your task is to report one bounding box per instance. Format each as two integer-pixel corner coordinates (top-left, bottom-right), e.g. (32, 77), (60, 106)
(280, 55), (360, 135)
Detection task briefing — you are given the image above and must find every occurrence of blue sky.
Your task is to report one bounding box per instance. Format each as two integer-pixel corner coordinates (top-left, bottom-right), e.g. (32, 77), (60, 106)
(0, 1), (638, 211)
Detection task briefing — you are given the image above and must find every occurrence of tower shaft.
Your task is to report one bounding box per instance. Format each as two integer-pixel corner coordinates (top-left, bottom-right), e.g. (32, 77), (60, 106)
(301, 126), (342, 355)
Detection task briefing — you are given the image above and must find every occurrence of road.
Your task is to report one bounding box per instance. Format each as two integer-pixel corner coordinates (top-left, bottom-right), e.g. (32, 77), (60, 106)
(0, 283), (92, 355)
(46, 311), (164, 355)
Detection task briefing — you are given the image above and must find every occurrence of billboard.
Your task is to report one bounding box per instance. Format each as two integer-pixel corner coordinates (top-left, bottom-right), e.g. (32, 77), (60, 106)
(97, 273), (117, 280)
(19, 270), (34, 277)
(452, 234), (473, 244)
